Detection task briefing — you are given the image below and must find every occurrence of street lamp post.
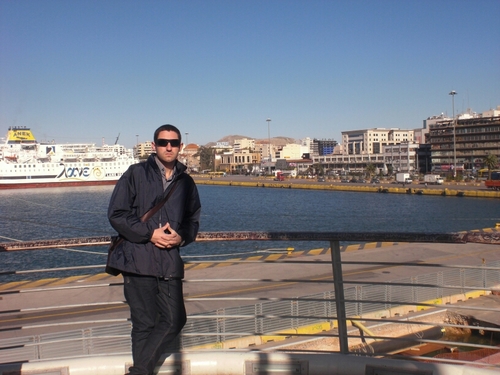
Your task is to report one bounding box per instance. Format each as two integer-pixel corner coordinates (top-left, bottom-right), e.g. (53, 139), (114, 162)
(134, 134), (139, 159)
(406, 141), (410, 173)
(185, 132), (189, 169)
(391, 146), (394, 174)
(449, 90), (457, 179)
(267, 118), (271, 175)
(398, 144), (401, 172)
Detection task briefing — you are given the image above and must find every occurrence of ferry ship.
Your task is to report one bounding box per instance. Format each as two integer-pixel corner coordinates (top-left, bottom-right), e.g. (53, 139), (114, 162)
(0, 126), (138, 189)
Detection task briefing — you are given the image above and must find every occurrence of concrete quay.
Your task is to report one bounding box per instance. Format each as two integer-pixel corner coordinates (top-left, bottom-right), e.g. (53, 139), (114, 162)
(193, 175), (500, 199)
(2, 235), (500, 374)
(2, 236), (500, 342)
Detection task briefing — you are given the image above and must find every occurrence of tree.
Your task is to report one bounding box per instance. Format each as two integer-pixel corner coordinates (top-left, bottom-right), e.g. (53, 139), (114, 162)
(313, 162), (324, 176)
(387, 165), (394, 176)
(194, 146), (214, 171)
(484, 154), (499, 180)
(365, 163), (376, 177)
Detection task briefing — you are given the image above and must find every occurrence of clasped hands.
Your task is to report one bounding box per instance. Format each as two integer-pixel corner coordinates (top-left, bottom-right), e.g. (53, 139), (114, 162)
(151, 223), (182, 249)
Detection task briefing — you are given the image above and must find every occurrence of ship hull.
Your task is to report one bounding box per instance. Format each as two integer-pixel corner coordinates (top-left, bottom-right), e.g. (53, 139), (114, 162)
(0, 179), (119, 189)
(0, 161), (134, 189)
(0, 126), (138, 189)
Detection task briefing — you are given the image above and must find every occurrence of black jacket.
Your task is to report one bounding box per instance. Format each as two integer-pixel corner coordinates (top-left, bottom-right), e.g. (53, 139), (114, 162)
(107, 155), (201, 278)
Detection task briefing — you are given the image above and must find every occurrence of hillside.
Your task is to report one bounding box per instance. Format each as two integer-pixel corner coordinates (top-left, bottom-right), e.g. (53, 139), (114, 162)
(205, 135), (297, 147)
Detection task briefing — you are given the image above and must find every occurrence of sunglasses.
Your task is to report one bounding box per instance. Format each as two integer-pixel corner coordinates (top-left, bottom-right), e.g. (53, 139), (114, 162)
(156, 139), (181, 148)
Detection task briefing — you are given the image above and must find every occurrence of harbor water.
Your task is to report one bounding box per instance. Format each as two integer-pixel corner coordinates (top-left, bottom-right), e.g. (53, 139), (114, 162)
(1, 184), (499, 280)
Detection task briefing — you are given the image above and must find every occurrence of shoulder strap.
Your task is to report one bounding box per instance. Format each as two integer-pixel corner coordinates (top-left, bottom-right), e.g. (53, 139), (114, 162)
(140, 178), (179, 222)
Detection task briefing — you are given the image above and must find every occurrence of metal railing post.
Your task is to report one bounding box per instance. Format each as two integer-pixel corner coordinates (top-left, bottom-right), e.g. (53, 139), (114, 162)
(330, 240), (349, 354)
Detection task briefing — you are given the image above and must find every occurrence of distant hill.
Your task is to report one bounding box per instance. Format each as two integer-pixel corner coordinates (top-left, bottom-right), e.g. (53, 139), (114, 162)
(218, 135), (251, 144)
(204, 135), (297, 147)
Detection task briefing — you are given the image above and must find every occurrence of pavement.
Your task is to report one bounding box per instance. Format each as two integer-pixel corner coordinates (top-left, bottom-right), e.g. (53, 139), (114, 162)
(2, 233), (500, 342)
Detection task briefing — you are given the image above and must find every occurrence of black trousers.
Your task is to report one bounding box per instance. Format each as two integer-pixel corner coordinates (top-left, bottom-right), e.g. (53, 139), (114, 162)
(123, 273), (187, 375)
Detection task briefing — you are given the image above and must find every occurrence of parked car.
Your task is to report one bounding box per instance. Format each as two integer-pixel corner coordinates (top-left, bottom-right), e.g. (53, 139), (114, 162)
(350, 178), (359, 183)
(370, 178), (380, 184)
(318, 177), (325, 182)
(341, 178), (350, 183)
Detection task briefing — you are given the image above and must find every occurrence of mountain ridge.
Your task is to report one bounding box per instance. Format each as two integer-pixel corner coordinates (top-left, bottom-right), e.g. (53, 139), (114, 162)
(204, 135), (297, 147)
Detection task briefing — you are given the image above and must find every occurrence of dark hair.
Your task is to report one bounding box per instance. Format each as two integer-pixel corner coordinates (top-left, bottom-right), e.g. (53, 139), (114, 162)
(154, 124), (182, 143)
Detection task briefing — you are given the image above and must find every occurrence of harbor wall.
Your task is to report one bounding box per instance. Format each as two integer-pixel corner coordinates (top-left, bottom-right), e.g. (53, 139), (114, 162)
(193, 178), (500, 199)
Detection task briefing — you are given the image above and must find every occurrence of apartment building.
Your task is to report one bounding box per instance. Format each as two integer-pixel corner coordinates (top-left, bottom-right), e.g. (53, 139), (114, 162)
(255, 141), (274, 162)
(233, 138), (255, 152)
(310, 138), (339, 156)
(426, 106), (500, 174)
(134, 141), (154, 159)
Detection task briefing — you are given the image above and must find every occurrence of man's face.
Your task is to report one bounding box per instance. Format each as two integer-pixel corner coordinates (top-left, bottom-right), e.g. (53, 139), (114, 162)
(152, 130), (183, 166)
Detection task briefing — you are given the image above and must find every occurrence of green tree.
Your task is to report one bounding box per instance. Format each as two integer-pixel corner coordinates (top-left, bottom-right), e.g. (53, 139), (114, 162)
(314, 163), (324, 176)
(365, 163), (376, 178)
(387, 165), (394, 176)
(484, 154), (499, 179)
(194, 146), (214, 171)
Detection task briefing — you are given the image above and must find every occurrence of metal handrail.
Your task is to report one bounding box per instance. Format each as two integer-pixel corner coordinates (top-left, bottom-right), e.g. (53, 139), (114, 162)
(0, 229), (499, 251)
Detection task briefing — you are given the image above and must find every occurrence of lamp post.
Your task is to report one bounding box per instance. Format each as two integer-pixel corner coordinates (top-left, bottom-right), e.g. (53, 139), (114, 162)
(406, 141), (410, 173)
(267, 118), (271, 175)
(184, 132), (189, 169)
(135, 135), (139, 159)
(398, 143), (401, 172)
(391, 145), (394, 174)
(449, 90), (457, 178)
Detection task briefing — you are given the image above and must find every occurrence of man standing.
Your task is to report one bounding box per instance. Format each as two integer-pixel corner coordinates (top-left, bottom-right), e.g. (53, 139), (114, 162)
(108, 124), (201, 375)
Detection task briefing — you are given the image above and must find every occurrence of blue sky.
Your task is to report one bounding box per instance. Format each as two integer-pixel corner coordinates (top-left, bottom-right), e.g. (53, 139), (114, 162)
(1, 0), (499, 148)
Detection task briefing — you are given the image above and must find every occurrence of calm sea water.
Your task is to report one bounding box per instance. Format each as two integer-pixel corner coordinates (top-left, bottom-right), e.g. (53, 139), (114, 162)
(1, 184), (499, 279)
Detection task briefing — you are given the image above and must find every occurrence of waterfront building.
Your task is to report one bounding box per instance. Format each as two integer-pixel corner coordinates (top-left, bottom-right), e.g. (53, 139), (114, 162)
(213, 141), (233, 153)
(233, 138), (255, 152)
(179, 143), (200, 172)
(277, 143), (310, 160)
(255, 140), (274, 164)
(218, 149), (262, 174)
(133, 141), (154, 159)
(383, 142), (418, 174)
(426, 106), (500, 175)
(416, 144), (432, 175)
(342, 128), (414, 155)
(310, 128), (416, 175)
(311, 138), (339, 156)
(275, 157), (314, 176)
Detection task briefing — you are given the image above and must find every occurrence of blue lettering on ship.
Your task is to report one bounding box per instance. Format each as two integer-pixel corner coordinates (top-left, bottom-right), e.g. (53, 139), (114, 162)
(57, 167), (91, 179)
